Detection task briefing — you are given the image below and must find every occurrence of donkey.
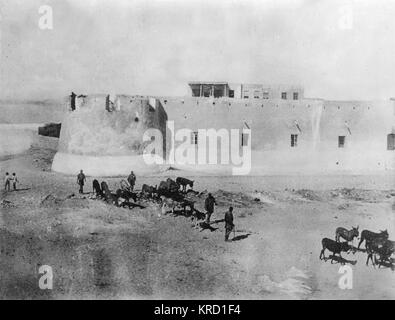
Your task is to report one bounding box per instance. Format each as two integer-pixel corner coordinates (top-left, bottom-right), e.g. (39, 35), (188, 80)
(141, 184), (157, 199)
(357, 229), (389, 250)
(157, 178), (179, 197)
(320, 238), (351, 263)
(92, 179), (103, 197)
(335, 226), (359, 244)
(176, 177), (194, 193)
(366, 239), (394, 267)
(115, 188), (137, 203)
(101, 181), (115, 204)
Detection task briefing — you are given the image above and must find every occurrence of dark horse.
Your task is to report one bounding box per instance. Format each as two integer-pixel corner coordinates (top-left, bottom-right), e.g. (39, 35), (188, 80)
(335, 226), (359, 243)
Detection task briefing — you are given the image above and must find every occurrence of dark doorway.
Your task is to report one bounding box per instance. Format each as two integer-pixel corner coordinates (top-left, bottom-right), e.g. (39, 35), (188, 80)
(387, 134), (395, 150)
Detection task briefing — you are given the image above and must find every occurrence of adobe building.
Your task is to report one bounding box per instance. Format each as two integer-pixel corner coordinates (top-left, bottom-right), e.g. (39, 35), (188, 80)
(159, 82), (395, 174)
(52, 94), (167, 176)
(52, 82), (395, 176)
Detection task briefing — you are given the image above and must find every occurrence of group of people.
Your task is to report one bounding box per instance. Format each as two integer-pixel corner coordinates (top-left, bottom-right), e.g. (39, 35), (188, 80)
(4, 172), (18, 191)
(204, 193), (235, 242)
(76, 169), (234, 241)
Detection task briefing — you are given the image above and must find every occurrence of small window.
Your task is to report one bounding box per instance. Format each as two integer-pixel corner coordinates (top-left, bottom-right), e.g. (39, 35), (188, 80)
(281, 92), (287, 100)
(241, 133), (249, 146)
(229, 90), (234, 98)
(338, 136), (345, 148)
(388, 134), (395, 150)
(291, 134), (298, 147)
(263, 92), (269, 99)
(191, 131), (198, 145)
(293, 92), (299, 100)
(243, 95), (249, 99)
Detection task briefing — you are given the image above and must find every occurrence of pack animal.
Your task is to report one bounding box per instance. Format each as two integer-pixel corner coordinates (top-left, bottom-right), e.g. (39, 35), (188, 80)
(335, 226), (359, 243)
(320, 238), (351, 263)
(175, 177), (194, 193)
(101, 181), (115, 204)
(366, 239), (394, 267)
(115, 189), (137, 203)
(141, 184), (157, 199)
(92, 179), (103, 197)
(157, 178), (179, 197)
(357, 229), (389, 249)
(159, 195), (194, 215)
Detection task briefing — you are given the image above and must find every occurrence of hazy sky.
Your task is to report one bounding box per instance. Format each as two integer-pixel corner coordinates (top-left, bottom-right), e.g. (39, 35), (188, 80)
(1, 0), (395, 100)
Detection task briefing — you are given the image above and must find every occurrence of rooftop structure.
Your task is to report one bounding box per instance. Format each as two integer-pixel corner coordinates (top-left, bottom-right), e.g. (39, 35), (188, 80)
(188, 81), (304, 100)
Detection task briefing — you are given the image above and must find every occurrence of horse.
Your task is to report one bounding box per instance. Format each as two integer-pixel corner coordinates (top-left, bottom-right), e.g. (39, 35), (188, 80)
(357, 229), (389, 250)
(335, 226), (359, 244)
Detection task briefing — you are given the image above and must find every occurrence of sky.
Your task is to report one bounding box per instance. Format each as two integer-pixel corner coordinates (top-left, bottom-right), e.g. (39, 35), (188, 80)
(0, 0), (395, 100)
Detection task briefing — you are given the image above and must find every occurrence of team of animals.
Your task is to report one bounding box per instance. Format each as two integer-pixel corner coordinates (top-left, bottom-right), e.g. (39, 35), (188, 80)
(91, 176), (198, 216)
(320, 226), (394, 268)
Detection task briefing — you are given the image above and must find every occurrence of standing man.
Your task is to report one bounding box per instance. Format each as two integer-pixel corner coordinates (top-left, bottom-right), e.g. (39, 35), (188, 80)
(4, 172), (11, 192)
(11, 173), (18, 191)
(204, 193), (217, 223)
(77, 170), (86, 194)
(225, 206), (235, 242)
(127, 171), (136, 191)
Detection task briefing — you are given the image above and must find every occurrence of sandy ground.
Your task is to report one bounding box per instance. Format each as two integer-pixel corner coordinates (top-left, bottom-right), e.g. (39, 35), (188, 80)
(0, 135), (394, 300)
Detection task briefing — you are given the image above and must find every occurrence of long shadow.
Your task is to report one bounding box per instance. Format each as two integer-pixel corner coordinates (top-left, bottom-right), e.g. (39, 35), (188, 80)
(232, 234), (251, 242)
(210, 218), (225, 224)
(350, 245), (366, 253)
(14, 188), (31, 191)
(375, 260), (395, 270)
(199, 222), (218, 232)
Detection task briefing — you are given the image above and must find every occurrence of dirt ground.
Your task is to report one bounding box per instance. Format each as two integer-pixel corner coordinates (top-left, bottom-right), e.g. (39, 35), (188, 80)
(0, 136), (394, 299)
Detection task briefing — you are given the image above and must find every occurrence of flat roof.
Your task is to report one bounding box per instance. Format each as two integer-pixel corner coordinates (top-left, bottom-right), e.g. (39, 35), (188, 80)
(188, 81), (229, 85)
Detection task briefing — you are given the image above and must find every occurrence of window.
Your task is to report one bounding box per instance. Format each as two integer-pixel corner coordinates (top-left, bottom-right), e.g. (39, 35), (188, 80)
(281, 92), (287, 100)
(191, 131), (198, 145)
(338, 136), (345, 148)
(191, 88), (200, 97)
(244, 95), (249, 99)
(293, 92), (299, 100)
(241, 133), (249, 146)
(254, 90), (260, 99)
(263, 92), (269, 99)
(388, 134), (395, 150)
(291, 134), (298, 147)
(229, 90), (234, 98)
